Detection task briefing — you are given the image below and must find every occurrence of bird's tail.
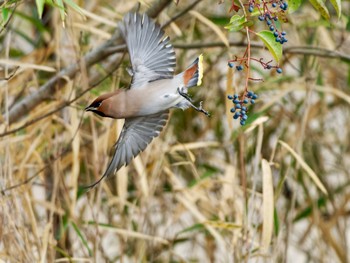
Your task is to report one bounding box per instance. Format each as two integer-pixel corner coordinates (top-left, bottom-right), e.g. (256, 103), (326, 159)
(177, 54), (204, 89)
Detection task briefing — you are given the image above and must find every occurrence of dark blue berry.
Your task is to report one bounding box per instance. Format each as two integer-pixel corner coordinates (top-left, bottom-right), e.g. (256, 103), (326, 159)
(240, 120), (246, 126)
(251, 99), (255, 104)
(247, 91), (253, 97)
(233, 99), (240, 104)
(273, 16), (278, 21)
(269, 25), (274, 31)
(233, 94), (238, 99)
(274, 31), (279, 37)
(267, 20), (272, 26)
(276, 37), (281, 42)
(280, 3), (288, 10)
(243, 99), (249, 104)
(228, 62), (234, 68)
(236, 65), (243, 71)
(258, 15), (265, 21)
(235, 104), (242, 109)
(281, 31), (286, 35)
(230, 108), (235, 113)
(242, 106), (247, 111)
(266, 64), (272, 69)
(272, 2), (277, 7)
(242, 115), (248, 120)
(227, 95), (233, 100)
(234, 112), (241, 118)
(252, 94), (258, 99)
(248, 5), (254, 12)
(241, 110), (246, 115)
(276, 68), (283, 74)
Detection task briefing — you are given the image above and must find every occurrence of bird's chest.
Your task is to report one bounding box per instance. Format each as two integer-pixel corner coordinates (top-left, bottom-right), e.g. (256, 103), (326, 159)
(141, 90), (183, 114)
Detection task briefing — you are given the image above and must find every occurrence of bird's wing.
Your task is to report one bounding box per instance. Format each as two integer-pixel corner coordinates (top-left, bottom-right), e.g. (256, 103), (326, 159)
(119, 12), (176, 89)
(84, 110), (169, 189)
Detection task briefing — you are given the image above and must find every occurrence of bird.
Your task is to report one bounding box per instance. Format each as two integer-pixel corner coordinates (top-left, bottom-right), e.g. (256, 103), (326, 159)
(84, 12), (209, 189)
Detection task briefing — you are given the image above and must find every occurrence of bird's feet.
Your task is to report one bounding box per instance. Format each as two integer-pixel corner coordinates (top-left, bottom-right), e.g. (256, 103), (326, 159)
(196, 101), (210, 117)
(177, 87), (210, 117)
(177, 86), (193, 102)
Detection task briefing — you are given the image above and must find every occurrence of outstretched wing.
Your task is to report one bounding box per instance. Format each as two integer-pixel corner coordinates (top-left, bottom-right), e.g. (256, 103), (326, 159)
(119, 12), (176, 89)
(84, 110), (169, 189)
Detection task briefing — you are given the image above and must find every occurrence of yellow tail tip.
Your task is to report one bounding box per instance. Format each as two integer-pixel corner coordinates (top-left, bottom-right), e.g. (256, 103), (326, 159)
(197, 54), (203, 86)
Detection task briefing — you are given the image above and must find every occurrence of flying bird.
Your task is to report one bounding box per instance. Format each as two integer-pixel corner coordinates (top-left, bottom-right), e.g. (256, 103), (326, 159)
(85, 12), (209, 189)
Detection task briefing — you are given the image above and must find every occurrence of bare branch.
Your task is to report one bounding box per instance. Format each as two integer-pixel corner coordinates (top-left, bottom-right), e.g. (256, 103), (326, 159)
(172, 41), (350, 62)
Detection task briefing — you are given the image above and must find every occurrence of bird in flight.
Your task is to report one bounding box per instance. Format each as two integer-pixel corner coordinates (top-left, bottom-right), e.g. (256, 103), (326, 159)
(85, 12), (209, 189)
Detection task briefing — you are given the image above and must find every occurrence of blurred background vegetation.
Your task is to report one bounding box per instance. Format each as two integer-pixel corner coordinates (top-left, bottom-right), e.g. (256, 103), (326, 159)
(1, 0), (350, 262)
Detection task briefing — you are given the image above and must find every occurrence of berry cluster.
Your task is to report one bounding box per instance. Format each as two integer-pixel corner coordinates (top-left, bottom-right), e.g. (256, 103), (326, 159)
(227, 91), (258, 126)
(252, 0), (289, 45)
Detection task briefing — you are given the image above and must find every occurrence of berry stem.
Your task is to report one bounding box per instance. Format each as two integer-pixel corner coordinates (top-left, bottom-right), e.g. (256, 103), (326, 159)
(244, 27), (251, 96)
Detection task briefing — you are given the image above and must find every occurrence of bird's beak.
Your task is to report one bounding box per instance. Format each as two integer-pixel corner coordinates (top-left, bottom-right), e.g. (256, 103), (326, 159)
(85, 106), (95, 112)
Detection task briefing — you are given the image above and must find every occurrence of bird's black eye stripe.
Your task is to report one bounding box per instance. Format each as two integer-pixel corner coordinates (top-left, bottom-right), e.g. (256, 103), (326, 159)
(91, 101), (102, 108)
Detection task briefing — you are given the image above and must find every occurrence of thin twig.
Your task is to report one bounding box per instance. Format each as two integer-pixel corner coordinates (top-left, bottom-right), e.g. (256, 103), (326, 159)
(161, 0), (203, 29)
(172, 41), (350, 62)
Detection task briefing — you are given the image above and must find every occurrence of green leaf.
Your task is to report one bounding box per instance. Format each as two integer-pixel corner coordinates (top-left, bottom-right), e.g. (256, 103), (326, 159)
(208, 16), (231, 26)
(293, 197), (326, 222)
(256, 30), (283, 63)
(225, 14), (246, 32)
(287, 0), (302, 13)
(308, 0), (330, 20)
(71, 221), (93, 256)
(35, 0), (45, 18)
(2, 7), (9, 22)
(329, 0), (341, 19)
(178, 223), (205, 235)
(273, 208), (279, 235)
(55, 214), (70, 240)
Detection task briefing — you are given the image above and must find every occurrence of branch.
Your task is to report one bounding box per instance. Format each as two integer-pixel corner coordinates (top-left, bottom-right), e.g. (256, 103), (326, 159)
(2, 0), (173, 125)
(172, 41), (350, 62)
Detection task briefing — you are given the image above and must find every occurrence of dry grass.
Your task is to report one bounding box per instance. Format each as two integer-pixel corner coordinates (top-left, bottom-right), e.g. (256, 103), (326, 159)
(1, 0), (349, 262)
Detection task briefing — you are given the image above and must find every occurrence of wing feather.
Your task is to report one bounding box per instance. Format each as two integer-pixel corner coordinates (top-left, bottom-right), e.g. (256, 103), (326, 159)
(83, 110), (169, 189)
(119, 13), (176, 89)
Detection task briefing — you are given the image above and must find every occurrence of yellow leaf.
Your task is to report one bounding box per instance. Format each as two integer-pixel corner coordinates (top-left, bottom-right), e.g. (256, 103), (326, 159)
(261, 159), (274, 251)
(279, 140), (328, 195)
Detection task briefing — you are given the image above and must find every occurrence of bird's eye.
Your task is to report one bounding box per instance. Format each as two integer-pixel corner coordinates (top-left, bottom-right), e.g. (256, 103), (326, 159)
(92, 101), (102, 108)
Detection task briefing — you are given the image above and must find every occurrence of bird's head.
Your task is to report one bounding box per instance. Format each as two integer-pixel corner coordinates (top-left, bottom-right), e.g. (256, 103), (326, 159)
(85, 90), (124, 118)
(85, 98), (107, 117)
